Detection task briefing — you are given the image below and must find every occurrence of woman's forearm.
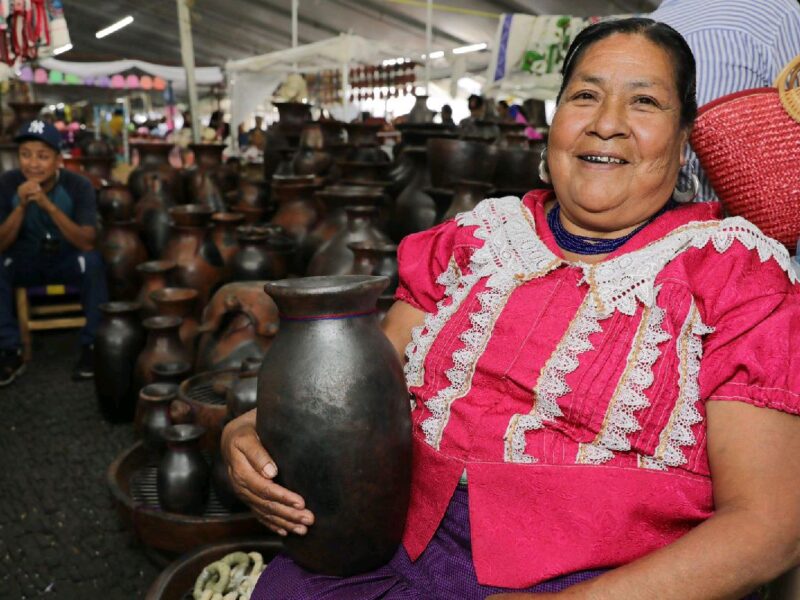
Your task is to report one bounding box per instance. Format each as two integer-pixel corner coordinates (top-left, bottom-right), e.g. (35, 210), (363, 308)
(0, 205), (25, 252)
(564, 508), (799, 600)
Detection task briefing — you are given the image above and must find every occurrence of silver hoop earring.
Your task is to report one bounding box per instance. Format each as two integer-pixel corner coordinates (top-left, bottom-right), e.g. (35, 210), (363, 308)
(538, 147), (550, 184)
(672, 172), (699, 203)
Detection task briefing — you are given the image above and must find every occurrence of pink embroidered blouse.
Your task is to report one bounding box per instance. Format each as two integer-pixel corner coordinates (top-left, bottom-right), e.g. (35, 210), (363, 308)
(394, 189), (800, 588)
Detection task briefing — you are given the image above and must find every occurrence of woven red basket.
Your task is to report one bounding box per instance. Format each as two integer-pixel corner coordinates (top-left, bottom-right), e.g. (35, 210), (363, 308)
(691, 55), (800, 251)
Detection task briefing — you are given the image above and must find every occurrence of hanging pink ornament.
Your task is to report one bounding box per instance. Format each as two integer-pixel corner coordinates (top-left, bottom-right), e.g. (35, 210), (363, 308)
(34, 68), (48, 84)
(140, 75), (153, 90)
(111, 74), (126, 88)
(126, 74), (139, 88)
(153, 77), (167, 91)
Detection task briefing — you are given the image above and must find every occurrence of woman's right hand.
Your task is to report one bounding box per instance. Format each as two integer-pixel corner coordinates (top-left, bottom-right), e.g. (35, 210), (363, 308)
(220, 408), (315, 536)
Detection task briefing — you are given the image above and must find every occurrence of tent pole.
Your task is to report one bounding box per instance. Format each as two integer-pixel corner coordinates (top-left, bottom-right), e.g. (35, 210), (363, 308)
(292, 0), (299, 48)
(425, 0), (432, 94)
(341, 62), (349, 115)
(122, 96), (131, 163)
(177, 0), (201, 145)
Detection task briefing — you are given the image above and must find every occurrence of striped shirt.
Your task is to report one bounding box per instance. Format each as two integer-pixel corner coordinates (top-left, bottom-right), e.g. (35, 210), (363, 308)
(651, 0), (800, 201)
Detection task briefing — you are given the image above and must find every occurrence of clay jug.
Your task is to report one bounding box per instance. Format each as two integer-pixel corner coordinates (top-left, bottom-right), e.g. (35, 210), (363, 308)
(231, 225), (296, 282)
(150, 361), (192, 387)
(292, 124), (333, 177)
(157, 424), (210, 515)
(99, 220), (148, 300)
(151, 287), (200, 358)
(211, 212), (245, 271)
(186, 143), (227, 211)
(97, 183), (135, 223)
(135, 260), (176, 318)
(194, 282), (279, 372)
(138, 382), (178, 458)
(135, 173), (173, 258)
(390, 147), (434, 242)
(257, 275), (411, 576)
(94, 301), (146, 423)
(440, 180), (493, 223)
(162, 206), (224, 306)
(225, 356), (261, 418)
(307, 205), (390, 276)
(348, 242), (399, 294)
(270, 174), (322, 250)
(129, 141), (181, 203)
(133, 315), (192, 400)
(492, 141), (547, 196)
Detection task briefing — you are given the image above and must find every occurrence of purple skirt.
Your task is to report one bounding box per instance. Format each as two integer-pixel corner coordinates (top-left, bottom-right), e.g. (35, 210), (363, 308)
(251, 485), (608, 599)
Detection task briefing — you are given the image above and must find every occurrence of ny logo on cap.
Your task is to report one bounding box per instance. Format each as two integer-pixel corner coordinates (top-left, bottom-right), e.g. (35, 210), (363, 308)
(29, 120), (45, 134)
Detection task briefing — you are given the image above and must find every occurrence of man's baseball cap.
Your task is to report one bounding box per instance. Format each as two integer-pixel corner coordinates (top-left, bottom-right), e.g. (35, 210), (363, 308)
(14, 119), (62, 151)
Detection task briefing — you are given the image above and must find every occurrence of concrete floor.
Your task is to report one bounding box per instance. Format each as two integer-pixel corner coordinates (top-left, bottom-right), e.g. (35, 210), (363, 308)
(0, 330), (159, 599)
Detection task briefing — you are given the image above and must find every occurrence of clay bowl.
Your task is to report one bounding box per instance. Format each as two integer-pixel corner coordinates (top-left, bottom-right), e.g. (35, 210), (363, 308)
(177, 369), (239, 450)
(106, 441), (265, 559)
(427, 138), (499, 189)
(169, 205), (215, 228)
(144, 538), (283, 600)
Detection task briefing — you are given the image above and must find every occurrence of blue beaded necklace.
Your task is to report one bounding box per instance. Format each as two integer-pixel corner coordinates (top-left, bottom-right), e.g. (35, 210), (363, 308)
(547, 201), (674, 256)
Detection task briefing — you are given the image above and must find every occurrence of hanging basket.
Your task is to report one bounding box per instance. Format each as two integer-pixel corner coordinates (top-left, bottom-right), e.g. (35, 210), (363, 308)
(691, 54), (800, 251)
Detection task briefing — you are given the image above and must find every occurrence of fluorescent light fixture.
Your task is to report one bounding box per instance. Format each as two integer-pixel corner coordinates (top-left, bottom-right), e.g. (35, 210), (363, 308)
(427, 50), (445, 59)
(96, 15), (134, 39)
(53, 43), (73, 55)
(452, 42), (487, 55)
(382, 57), (411, 66)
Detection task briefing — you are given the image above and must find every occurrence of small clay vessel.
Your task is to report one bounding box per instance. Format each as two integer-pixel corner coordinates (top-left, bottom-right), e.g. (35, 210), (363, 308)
(133, 315), (192, 401)
(150, 361), (193, 387)
(225, 356), (261, 417)
(307, 205), (390, 276)
(157, 424), (210, 515)
(97, 183), (135, 223)
(138, 383), (178, 458)
(211, 212), (245, 270)
(135, 260), (176, 318)
(231, 225), (296, 282)
(99, 220), (148, 300)
(94, 301), (145, 423)
(150, 287), (200, 358)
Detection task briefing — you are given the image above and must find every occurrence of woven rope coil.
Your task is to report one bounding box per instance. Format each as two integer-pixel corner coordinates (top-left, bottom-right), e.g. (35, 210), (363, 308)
(691, 55), (800, 251)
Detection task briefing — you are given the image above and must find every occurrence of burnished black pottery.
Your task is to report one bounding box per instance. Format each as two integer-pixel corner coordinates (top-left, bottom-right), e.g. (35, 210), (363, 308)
(256, 275), (411, 576)
(157, 424), (210, 515)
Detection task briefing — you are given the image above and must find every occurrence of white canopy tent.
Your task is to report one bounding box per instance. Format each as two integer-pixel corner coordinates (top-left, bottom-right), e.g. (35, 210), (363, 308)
(225, 34), (408, 141)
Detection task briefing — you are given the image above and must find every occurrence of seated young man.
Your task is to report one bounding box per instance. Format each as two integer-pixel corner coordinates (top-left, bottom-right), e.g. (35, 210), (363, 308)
(0, 119), (108, 385)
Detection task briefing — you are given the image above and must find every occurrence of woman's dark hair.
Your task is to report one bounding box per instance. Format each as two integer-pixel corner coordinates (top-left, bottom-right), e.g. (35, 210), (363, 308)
(556, 18), (697, 128)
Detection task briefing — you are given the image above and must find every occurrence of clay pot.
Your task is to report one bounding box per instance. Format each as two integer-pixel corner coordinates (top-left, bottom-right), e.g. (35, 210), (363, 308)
(225, 356), (261, 418)
(390, 147), (435, 242)
(79, 156), (115, 181)
(135, 260), (176, 318)
(348, 242), (399, 294)
(134, 315), (193, 402)
(186, 143), (227, 212)
(274, 102), (312, 147)
(257, 275), (411, 576)
(139, 382), (178, 458)
(317, 120), (345, 147)
(194, 282), (279, 373)
(94, 301), (146, 423)
(97, 183), (135, 224)
(270, 174), (322, 244)
(129, 142), (182, 203)
(343, 122), (383, 147)
(440, 180), (493, 223)
(231, 225), (296, 282)
(100, 220), (148, 300)
(492, 142), (547, 196)
(135, 173), (174, 259)
(151, 287), (200, 357)
(395, 122), (455, 148)
(150, 361), (193, 387)
(211, 212), (245, 270)
(426, 138), (499, 190)
(162, 206), (224, 305)
(157, 424), (210, 515)
(307, 206), (390, 276)
(232, 178), (270, 212)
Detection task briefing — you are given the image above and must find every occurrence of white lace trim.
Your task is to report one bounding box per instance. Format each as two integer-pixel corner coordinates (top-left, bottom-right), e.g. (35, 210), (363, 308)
(504, 295), (604, 463)
(403, 258), (473, 389)
(420, 196), (562, 449)
(583, 217), (797, 317)
(641, 301), (714, 471)
(576, 290), (672, 465)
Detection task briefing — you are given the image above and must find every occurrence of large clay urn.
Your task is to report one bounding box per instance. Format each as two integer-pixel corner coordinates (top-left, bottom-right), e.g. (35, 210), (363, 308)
(270, 174), (321, 243)
(231, 224), (296, 282)
(348, 242), (399, 294)
(186, 143), (227, 212)
(292, 124), (333, 178)
(151, 287), (200, 358)
(211, 212), (245, 272)
(129, 141), (181, 202)
(194, 281), (279, 372)
(390, 147), (435, 242)
(157, 424), (210, 515)
(133, 315), (193, 400)
(94, 301), (146, 423)
(440, 180), (493, 223)
(135, 173), (174, 259)
(97, 183), (135, 224)
(307, 205), (390, 276)
(274, 102), (312, 147)
(162, 205), (224, 305)
(257, 275), (411, 576)
(99, 220), (148, 300)
(492, 141), (547, 196)
(135, 260), (176, 317)
(426, 138), (499, 190)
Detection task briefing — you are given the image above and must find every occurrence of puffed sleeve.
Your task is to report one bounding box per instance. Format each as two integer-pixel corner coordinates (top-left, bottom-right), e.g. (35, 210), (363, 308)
(698, 248), (800, 415)
(394, 220), (463, 313)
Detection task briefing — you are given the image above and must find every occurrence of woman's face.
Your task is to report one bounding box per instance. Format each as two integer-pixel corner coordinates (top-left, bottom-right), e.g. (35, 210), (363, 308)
(548, 33), (688, 232)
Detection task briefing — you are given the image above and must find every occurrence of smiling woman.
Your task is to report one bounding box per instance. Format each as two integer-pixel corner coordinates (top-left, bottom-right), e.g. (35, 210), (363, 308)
(221, 18), (800, 600)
